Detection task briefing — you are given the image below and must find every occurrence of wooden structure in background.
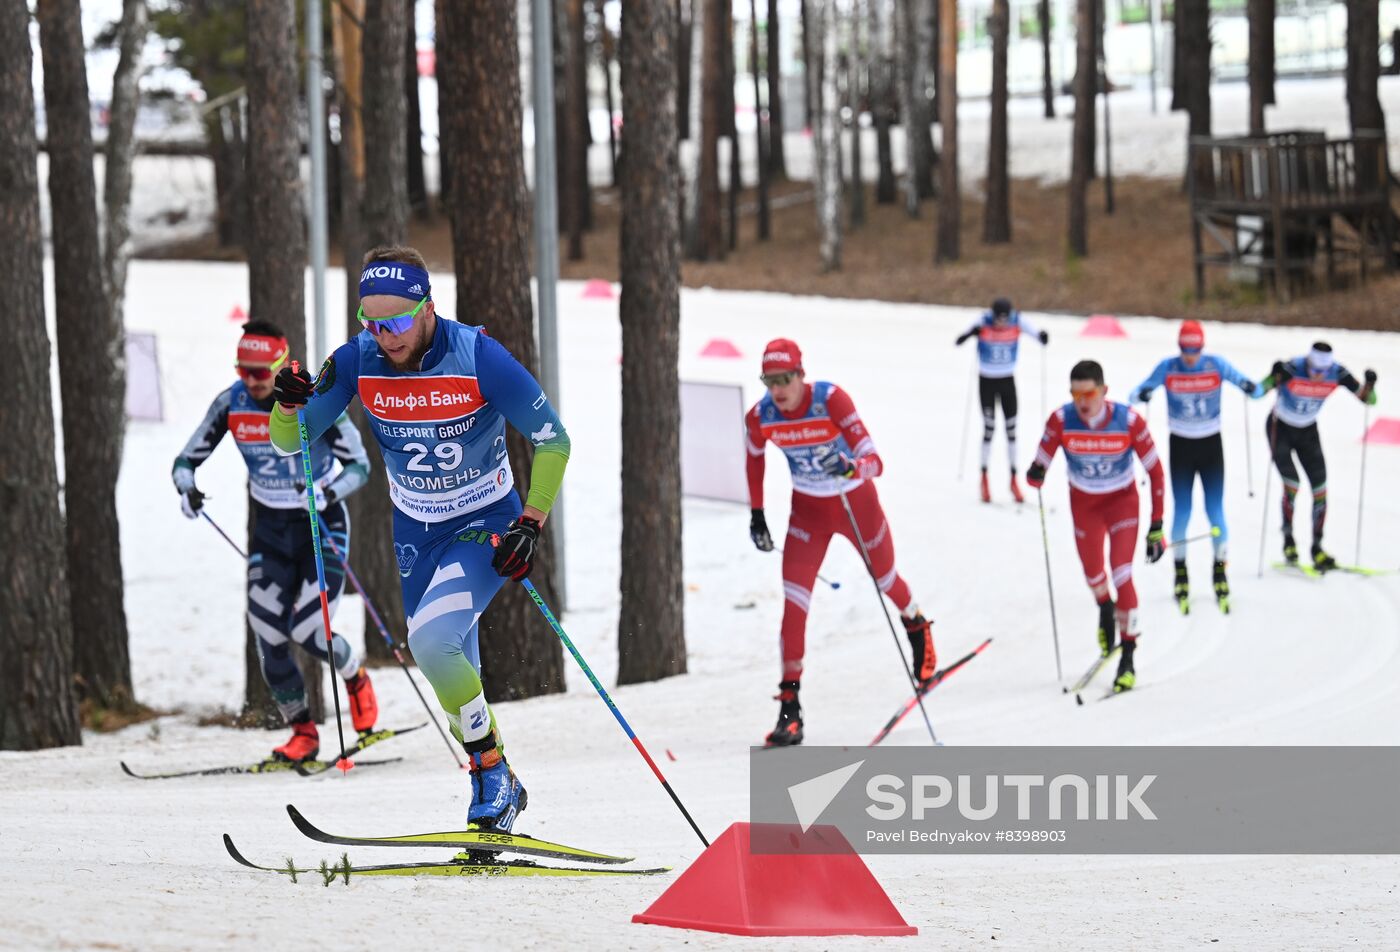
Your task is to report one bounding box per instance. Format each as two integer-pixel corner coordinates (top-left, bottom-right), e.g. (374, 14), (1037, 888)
(1188, 131), (1396, 302)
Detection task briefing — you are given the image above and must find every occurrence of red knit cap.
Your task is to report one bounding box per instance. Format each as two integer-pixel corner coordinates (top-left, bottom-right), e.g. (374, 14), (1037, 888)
(1178, 320), (1205, 352)
(761, 338), (803, 375)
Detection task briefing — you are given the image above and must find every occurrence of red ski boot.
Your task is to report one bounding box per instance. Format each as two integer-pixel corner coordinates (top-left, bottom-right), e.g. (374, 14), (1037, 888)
(1009, 473), (1025, 503)
(273, 719), (320, 763)
(979, 470), (991, 503)
(345, 667), (379, 734)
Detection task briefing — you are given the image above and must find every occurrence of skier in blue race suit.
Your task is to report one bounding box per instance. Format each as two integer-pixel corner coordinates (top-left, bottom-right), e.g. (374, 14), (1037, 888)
(267, 246), (570, 833)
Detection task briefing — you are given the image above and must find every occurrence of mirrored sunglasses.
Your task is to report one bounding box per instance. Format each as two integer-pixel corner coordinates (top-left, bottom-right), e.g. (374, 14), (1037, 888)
(761, 371), (796, 387)
(358, 296), (428, 337)
(236, 364), (275, 381)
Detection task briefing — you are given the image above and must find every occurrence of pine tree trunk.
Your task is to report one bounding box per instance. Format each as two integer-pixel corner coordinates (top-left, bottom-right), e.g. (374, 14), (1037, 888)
(849, 4), (866, 229)
(897, 0), (926, 215)
(245, 0), (321, 723)
(750, 0), (771, 238)
(1179, 0), (1210, 139)
(209, 107), (247, 248)
(405, 4), (427, 218)
(565, 0), (592, 248)
(800, 0), (813, 127)
(677, 0), (693, 141)
(766, 0), (788, 178)
(598, 2), (619, 187)
(1347, 0), (1385, 138)
(814, 0), (843, 271)
(0, 0), (82, 750)
(1263, 0), (1275, 106)
(1068, 0), (1094, 257)
(617, 0), (688, 686)
(1039, 0), (1054, 118)
(438, 0), (565, 701)
(103, 0), (148, 331)
(934, 0), (958, 262)
(1170, 0), (1184, 112)
(355, 0), (410, 669)
(872, 0), (896, 203)
(724, 6), (740, 252)
(691, 0), (724, 261)
(1248, 0), (1267, 134)
(38, 0), (134, 713)
(363, 0), (409, 243)
(682, 0), (705, 246)
(983, 0), (1011, 244)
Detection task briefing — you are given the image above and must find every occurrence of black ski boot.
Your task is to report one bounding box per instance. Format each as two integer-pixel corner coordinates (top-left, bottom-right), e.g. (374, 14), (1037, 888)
(1173, 562), (1190, 615)
(1282, 533), (1299, 564)
(1096, 599), (1116, 657)
(902, 613), (937, 690)
(1213, 560), (1230, 613)
(764, 681), (804, 747)
(1312, 543), (1337, 573)
(1113, 639), (1137, 693)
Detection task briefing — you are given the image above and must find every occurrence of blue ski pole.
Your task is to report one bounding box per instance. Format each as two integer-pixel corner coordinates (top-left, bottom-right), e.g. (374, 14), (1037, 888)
(518, 577), (709, 847)
(294, 395), (353, 772)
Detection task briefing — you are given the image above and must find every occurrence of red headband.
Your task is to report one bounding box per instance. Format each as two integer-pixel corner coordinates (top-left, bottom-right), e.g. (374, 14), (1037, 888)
(237, 334), (289, 369)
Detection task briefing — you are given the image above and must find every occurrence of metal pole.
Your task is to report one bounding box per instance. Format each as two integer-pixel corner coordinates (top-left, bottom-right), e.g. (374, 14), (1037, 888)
(306, 0), (328, 364)
(1148, 0), (1160, 114)
(531, 0), (566, 610)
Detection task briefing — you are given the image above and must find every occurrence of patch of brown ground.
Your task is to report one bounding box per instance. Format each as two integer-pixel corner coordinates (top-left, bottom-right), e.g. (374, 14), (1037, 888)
(143, 176), (1400, 332)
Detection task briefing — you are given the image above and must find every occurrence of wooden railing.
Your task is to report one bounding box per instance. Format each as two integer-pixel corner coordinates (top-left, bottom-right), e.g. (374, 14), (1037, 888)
(1189, 132), (1390, 211)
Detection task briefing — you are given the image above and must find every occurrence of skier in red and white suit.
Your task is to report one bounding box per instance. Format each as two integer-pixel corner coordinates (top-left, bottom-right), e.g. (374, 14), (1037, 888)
(744, 338), (934, 746)
(1026, 359), (1166, 693)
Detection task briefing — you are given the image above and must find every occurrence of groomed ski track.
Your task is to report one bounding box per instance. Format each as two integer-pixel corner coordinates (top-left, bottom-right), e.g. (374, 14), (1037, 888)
(3, 262), (1398, 951)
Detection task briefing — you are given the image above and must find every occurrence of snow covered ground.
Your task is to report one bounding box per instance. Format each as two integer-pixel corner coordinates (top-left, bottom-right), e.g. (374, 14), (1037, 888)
(4, 262), (1400, 950)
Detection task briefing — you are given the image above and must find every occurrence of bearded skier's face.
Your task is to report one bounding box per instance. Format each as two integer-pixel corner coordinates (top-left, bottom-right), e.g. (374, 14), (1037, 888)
(363, 294), (437, 370)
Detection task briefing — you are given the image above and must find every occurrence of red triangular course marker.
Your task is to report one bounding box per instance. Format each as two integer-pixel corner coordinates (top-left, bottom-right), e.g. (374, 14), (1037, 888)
(581, 279), (615, 299)
(700, 338), (743, 358)
(228, 304), (248, 323)
(1363, 417), (1400, 446)
(632, 822), (917, 937)
(1081, 314), (1127, 337)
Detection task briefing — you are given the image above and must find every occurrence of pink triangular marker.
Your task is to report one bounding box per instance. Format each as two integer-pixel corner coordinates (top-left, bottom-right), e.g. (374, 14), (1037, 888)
(633, 822), (916, 937)
(1363, 417), (1400, 446)
(700, 338), (743, 358)
(228, 304), (248, 323)
(1081, 314), (1127, 337)
(581, 279), (615, 299)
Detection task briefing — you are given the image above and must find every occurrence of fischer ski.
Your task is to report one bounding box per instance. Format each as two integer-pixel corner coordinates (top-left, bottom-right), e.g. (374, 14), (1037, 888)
(285, 804), (634, 864)
(222, 835), (669, 879)
(869, 638), (993, 746)
(119, 724), (425, 780)
(1064, 645), (1121, 705)
(1271, 561), (1322, 579)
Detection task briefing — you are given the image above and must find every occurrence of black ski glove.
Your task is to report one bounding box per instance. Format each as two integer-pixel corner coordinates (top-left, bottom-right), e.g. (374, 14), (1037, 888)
(1038, 330), (1050, 345)
(1025, 461), (1047, 489)
(492, 517), (541, 580)
(750, 509), (774, 552)
(180, 487), (205, 520)
(273, 364), (315, 409)
(1135, 387), (1152, 403)
(1145, 521), (1166, 563)
(1240, 379), (1257, 396)
(955, 330), (976, 346)
(1271, 360), (1293, 383)
(1365, 369), (1378, 385)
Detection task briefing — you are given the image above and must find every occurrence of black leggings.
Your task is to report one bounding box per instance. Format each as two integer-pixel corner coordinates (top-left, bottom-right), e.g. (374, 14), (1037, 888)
(1267, 414), (1327, 542)
(979, 375), (1018, 472)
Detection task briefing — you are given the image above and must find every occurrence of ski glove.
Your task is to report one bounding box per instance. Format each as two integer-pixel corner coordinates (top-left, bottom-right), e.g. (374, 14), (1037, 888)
(492, 516), (541, 580)
(1240, 379), (1257, 396)
(817, 451), (854, 478)
(1025, 461), (1046, 489)
(955, 330), (976, 346)
(273, 364), (315, 409)
(1134, 388), (1152, 403)
(1365, 369), (1378, 385)
(1145, 521), (1165, 563)
(179, 487), (205, 520)
(749, 509), (775, 552)
(1038, 330), (1050, 345)
(1271, 360), (1292, 383)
